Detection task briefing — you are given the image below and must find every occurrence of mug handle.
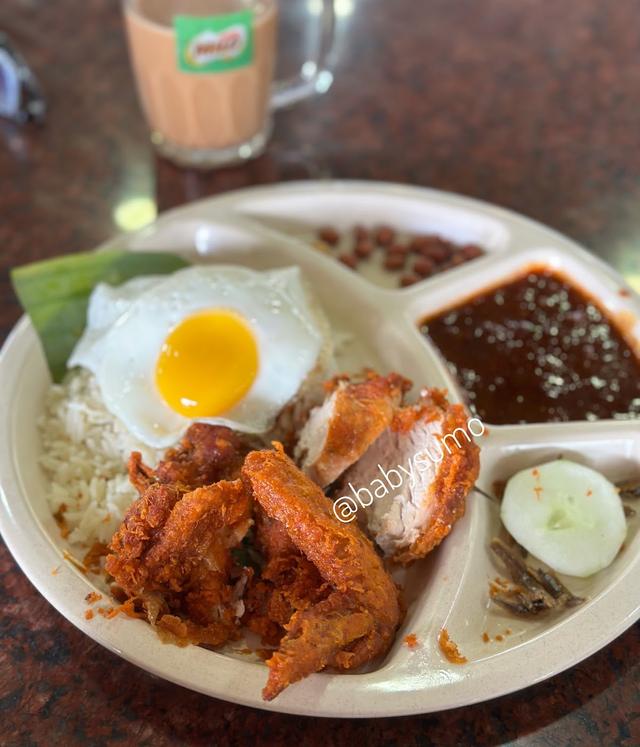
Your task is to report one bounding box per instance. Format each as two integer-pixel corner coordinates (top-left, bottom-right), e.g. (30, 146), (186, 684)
(270, 0), (336, 110)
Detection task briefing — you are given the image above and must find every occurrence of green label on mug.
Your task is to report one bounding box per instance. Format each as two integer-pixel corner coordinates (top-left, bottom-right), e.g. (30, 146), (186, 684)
(174, 11), (254, 73)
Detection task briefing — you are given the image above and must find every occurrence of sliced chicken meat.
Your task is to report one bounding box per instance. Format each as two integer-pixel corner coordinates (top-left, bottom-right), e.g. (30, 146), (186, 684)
(295, 370), (411, 488)
(335, 389), (480, 564)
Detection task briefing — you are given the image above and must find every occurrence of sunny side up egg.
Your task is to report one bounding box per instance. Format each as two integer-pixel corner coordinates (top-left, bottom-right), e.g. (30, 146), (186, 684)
(68, 265), (334, 448)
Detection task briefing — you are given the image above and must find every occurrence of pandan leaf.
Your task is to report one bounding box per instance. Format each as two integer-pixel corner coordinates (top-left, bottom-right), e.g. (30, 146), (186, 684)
(10, 250), (189, 381)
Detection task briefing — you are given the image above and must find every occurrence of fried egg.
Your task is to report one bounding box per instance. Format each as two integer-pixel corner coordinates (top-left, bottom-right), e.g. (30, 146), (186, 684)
(69, 265), (333, 447)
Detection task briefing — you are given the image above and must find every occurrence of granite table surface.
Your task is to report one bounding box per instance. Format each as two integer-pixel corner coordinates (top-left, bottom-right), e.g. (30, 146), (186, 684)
(0, 0), (639, 744)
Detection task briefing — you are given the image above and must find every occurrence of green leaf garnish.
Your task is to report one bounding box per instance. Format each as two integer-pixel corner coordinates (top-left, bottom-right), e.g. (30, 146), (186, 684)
(231, 533), (264, 572)
(10, 250), (189, 381)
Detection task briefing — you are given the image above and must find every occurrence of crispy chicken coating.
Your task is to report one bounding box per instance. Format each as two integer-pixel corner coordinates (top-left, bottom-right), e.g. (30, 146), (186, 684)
(106, 478), (251, 643)
(242, 509), (329, 646)
(337, 388), (480, 564)
(106, 480), (184, 591)
(263, 592), (373, 694)
(106, 424), (254, 646)
(395, 393), (480, 563)
(295, 370), (411, 488)
(129, 423), (253, 495)
(242, 445), (401, 700)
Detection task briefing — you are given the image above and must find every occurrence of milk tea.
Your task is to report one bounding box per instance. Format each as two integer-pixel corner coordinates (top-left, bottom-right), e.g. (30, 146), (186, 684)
(124, 0), (277, 154)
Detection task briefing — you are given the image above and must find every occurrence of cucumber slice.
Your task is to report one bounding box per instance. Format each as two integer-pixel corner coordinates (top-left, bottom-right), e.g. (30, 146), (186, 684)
(501, 459), (627, 578)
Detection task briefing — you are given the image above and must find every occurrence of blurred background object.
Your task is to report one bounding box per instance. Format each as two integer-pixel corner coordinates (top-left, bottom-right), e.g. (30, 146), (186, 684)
(0, 30), (45, 123)
(122, 0), (336, 168)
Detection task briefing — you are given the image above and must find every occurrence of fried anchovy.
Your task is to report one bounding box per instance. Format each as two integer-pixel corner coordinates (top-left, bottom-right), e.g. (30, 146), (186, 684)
(534, 567), (585, 606)
(508, 535), (529, 559)
(619, 480), (640, 501)
(489, 539), (584, 616)
(491, 588), (551, 616)
(490, 540), (554, 601)
(533, 567), (565, 599)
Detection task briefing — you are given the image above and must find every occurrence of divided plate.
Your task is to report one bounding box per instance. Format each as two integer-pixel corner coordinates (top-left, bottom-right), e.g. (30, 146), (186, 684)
(0, 181), (639, 717)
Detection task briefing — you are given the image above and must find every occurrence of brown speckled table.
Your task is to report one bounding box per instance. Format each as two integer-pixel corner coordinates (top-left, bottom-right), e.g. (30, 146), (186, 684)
(1, 1), (639, 744)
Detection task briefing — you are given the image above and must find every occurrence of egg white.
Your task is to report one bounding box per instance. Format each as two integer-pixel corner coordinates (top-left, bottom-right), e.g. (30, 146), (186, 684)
(69, 265), (333, 448)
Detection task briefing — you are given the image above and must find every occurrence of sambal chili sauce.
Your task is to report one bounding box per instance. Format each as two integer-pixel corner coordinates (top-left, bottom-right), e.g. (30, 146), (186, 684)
(420, 269), (640, 424)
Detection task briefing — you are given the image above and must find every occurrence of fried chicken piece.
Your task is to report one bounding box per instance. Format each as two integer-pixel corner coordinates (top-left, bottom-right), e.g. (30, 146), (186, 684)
(243, 509), (329, 646)
(242, 445), (401, 700)
(264, 592), (373, 695)
(336, 388), (480, 564)
(107, 481), (184, 591)
(106, 479), (252, 644)
(109, 423), (256, 645)
(140, 482), (250, 587)
(129, 423), (253, 495)
(295, 371), (411, 488)
(128, 451), (158, 495)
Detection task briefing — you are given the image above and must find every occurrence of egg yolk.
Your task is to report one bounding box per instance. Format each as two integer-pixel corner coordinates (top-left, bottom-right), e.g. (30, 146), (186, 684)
(155, 309), (258, 417)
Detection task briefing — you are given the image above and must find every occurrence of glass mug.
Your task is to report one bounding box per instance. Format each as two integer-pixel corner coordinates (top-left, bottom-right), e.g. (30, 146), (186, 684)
(123, 0), (336, 168)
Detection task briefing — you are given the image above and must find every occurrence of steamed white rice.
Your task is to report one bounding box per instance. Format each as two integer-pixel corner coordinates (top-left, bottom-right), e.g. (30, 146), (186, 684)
(38, 369), (164, 548)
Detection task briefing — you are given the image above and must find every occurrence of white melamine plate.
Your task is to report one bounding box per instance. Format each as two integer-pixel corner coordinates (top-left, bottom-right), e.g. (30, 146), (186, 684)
(1, 181), (639, 717)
